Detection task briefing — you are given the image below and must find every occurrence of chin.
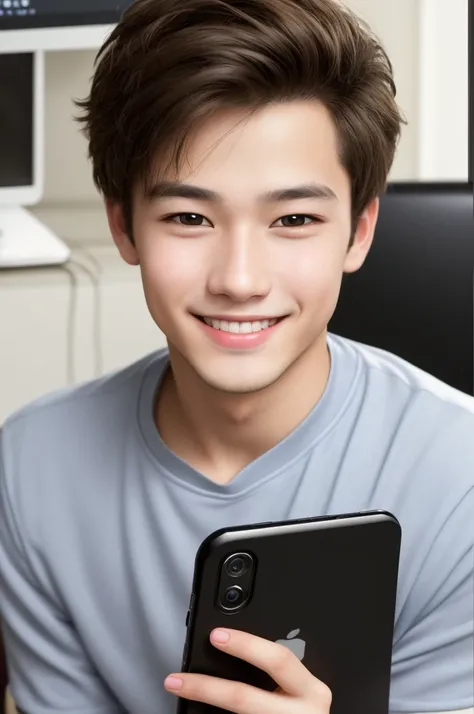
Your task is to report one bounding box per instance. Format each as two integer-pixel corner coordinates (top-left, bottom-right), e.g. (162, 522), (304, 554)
(204, 378), (280, 396)
(195, 362), (289, 396)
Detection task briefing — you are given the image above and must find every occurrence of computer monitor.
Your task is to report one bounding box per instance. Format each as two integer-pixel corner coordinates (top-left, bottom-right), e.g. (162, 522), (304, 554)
(0, 0), (130, 52)
(0, 51), (70, 267)
(329, 182), (474, 395)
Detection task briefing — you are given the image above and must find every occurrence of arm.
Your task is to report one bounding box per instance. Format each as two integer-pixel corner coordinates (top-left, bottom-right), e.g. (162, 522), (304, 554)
(0, 433), (121, 714)
(389, 487), (473, 714)
(394, 711), (474, 714)
(1, 623), (7, 711)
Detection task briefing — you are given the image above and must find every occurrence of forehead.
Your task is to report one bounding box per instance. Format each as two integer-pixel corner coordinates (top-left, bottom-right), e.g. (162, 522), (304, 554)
(141, 100), (351, 205)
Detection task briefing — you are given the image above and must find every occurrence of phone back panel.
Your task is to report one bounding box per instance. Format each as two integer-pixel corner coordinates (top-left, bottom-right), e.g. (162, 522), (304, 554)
(179, 511), (401, 714)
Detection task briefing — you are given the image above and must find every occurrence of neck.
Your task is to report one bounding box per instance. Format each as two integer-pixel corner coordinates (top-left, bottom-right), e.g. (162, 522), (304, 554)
(156, 333), (331, 484)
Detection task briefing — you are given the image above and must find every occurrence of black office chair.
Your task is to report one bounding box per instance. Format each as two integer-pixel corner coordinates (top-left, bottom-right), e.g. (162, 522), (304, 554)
(330, 182), (474, 396)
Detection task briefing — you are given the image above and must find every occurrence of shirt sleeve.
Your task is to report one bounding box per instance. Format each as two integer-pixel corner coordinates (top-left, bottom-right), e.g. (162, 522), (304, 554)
(389, 488), (474, 714)
(0, 431), (123, 714)
(391, 710), (474, 714)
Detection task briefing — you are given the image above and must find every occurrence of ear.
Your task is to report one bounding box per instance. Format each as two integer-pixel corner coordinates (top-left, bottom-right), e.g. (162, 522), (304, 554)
(105, 200), (139, 266)
(343, 197), (379, 274)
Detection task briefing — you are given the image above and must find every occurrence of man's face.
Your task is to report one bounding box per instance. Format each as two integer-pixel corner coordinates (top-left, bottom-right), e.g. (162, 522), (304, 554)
(108, 100), (378, 394)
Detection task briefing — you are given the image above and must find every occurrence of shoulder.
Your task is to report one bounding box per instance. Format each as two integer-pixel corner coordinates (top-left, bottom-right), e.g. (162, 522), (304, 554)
(330, 333), (474, 506)
(340, 337), (474, 609)
(334, 333), (474, 416)
(331, 334), (474, 445)
(0, 348), (168, 480)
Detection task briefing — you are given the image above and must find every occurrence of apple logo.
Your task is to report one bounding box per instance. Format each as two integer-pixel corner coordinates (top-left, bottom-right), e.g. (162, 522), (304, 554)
(276, 628), (306, 661)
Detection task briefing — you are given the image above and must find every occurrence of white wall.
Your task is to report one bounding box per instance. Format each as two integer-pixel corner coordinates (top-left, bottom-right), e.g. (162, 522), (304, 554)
(31, 49), (110, 244)
(347, 0), (421, 181)
(418, 0), (469, 179)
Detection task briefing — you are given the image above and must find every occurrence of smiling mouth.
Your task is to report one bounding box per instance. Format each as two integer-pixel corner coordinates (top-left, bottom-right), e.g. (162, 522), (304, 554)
(194, 316), (286, 334)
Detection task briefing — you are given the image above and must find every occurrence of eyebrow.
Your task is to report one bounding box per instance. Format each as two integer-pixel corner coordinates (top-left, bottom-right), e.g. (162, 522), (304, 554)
(146, 181), (338, 203)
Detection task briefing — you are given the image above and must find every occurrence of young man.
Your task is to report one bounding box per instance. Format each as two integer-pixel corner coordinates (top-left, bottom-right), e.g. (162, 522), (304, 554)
(1, 0), (473, 713)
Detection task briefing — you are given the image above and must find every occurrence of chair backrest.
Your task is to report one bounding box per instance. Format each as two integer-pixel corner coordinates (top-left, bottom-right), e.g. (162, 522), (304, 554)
(330, 182), (474, 396)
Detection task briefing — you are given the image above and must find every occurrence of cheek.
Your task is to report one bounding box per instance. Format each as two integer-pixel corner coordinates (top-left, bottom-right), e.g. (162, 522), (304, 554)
(278, 240), (346, 311)
(138, 238), (204, 306)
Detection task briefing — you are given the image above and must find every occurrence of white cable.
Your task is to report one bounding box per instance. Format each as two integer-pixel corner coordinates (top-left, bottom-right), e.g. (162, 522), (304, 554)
(57, 264), (78, 386)
(68, 255), (103, 379)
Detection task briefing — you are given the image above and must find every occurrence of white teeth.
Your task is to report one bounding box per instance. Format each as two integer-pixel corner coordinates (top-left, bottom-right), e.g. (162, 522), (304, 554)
(203, 318), (278, 333)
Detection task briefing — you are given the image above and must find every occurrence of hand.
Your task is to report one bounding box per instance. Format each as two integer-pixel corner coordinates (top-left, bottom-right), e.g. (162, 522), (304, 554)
(164, 628), (332, 713)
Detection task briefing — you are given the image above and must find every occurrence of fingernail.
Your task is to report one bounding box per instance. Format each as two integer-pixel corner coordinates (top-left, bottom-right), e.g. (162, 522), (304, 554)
(211, 628), (230, 644)
(165, 676), (183, 691)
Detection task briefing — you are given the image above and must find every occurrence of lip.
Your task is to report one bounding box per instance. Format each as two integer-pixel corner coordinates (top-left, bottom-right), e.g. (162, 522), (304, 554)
(195, 314), (286, 322)
(194, 314), (287, 350)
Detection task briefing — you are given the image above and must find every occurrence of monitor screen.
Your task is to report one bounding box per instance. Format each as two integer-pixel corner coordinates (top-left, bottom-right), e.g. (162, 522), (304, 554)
(0, 0), (129, 29)
(0, 52), (33, 189)
(329, 182), (474, 395)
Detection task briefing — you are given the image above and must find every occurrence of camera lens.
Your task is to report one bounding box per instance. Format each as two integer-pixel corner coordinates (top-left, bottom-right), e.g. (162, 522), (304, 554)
(225, 553), (252, 578)
(222, 586), (244, 609)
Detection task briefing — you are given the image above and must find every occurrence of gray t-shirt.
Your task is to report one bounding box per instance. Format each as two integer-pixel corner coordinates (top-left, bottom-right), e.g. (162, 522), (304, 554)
(0, 334), (473, 714)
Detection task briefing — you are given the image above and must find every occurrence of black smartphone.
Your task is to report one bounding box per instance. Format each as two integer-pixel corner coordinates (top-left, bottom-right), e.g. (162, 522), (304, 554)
(178, 510), (401, 714)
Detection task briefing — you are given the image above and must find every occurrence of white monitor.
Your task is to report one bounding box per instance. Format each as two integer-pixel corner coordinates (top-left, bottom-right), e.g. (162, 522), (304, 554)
(0, 50), (70, 267)
(0, 1), (125, 53)
(0, 24), (115, 53)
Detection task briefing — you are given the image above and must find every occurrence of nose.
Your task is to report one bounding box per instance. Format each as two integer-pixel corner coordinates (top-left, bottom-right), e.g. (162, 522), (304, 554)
(206, 229), (271, 302)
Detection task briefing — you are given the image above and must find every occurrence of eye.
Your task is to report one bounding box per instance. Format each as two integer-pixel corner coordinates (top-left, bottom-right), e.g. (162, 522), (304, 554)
(162, 212), (322, 229)
(163, 213), (212, 227)
(275, 215), (322, 228)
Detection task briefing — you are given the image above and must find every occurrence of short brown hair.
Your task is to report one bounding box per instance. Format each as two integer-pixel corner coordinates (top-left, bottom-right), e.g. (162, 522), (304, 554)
(76, 0), (406, 239)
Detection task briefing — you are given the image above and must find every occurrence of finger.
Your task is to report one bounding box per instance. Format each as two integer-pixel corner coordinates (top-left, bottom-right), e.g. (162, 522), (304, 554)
(208, 628), (325, 698)
(165, 671), (287, 714)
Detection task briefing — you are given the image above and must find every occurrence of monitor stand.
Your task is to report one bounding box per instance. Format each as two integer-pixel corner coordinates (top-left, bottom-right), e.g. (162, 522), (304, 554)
(0, 206), (71, 269)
